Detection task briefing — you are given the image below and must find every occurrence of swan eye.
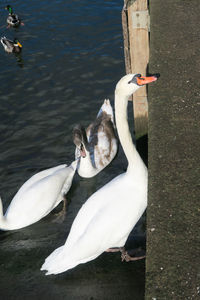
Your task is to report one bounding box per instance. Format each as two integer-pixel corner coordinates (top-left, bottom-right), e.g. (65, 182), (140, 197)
(128, 74), (141, 84)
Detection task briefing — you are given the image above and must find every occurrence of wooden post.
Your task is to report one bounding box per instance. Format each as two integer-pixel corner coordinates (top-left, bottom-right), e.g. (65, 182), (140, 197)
(122, 0), (150, 138)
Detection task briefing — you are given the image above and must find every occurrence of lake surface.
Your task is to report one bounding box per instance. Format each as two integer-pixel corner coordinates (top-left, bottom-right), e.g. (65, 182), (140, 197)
(0, 1), (145, 299)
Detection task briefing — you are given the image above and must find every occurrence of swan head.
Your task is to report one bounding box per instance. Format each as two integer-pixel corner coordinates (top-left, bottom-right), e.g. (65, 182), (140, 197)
(115, 73), (159, 98)
(73, 125), (88, 158)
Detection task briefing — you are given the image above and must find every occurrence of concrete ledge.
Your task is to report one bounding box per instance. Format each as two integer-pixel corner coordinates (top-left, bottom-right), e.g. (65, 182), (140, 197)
(146, 0), (200, 298)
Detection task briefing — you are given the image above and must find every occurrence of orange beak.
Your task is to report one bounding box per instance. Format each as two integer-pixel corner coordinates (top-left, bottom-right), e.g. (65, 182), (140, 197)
(136, 75), (159, 86)
(17, 41), (22, 48)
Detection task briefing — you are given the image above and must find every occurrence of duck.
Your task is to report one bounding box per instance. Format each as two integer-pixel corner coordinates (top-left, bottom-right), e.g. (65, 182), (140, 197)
(73, 99), (118, 178)
(1, 36), (22, 53)
(0, 161), (77, 231)
(5, 5), (23, 28)
(41, 73), (159, 275)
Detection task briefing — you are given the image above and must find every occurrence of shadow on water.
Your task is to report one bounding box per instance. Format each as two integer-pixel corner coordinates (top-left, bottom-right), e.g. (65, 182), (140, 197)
(137, 134), (148, 167)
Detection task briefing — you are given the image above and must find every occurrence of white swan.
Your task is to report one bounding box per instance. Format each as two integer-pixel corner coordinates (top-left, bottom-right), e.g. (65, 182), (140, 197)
(41, 73), (159, 275)
(73, 99), (118, 178)
(0, 161), (77, 230)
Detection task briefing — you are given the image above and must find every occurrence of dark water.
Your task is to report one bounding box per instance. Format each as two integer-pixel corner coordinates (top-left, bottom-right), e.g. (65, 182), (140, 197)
(0, 1), (145, 299)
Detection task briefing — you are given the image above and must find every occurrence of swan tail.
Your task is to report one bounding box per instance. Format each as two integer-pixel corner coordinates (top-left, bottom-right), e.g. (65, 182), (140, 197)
(102, 99), (113, 115)
(41, 244), (100, 275)
(97, 99), (114, 122)
(41, 245), (75, 275)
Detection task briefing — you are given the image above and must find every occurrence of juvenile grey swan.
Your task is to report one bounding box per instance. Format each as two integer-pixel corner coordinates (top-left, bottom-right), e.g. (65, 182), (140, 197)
(73, 99), (118, 178)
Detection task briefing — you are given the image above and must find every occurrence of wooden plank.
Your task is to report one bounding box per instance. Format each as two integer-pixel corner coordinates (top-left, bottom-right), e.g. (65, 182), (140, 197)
(125, 0), (149, 137)
(122, 1), (131, 73)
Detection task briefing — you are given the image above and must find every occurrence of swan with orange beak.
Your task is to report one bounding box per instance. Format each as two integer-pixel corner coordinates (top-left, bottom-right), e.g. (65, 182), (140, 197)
(41, 73), (159, 275)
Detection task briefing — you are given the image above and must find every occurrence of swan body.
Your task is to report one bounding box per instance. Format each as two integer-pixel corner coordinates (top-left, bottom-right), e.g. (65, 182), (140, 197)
(1, 37), (22, 53)
(73, 99), (118, 178)
(41, 73), (158, 275)
(0, 161), (77, 231)
(5, 5), (22, 28)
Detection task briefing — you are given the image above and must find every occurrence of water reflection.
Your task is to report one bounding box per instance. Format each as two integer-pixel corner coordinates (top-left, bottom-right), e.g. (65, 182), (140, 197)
(15, 52), (24, 68)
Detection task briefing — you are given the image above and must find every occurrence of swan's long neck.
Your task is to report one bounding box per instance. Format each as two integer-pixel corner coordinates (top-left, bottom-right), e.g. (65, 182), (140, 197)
(115, 91), (145, 172)
(78, 147), (97, 178)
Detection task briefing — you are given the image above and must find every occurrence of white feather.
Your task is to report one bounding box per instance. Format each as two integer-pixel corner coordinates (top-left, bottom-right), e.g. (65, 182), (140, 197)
(0, 161), (77, 230)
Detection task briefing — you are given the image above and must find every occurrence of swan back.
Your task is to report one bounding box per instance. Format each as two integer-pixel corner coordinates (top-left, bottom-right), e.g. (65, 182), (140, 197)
(1, 162), (77, 230)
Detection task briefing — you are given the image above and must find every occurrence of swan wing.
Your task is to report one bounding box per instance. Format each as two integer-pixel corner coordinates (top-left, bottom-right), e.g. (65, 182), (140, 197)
(86, 101), (117, 170)
(13, 164), (67, 196)
(5, 164), (76, 229)
(93, 120), (117, 169)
